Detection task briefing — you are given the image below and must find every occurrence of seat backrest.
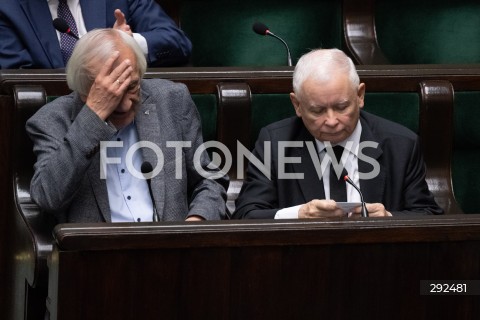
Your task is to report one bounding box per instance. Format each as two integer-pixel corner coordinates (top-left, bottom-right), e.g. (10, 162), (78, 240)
(452, 90), (480, 213)
(375, 0), (480, 64)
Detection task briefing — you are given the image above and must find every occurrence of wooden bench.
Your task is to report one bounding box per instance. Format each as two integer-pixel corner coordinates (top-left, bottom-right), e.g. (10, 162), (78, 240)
(0, 65), (473, 318)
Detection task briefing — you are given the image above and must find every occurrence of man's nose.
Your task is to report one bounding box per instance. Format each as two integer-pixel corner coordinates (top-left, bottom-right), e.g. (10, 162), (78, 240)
(324, 109), (338, 125)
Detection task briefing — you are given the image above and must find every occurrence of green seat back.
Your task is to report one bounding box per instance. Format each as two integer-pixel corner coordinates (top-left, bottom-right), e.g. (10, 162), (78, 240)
(453, 92), (480, 213)
(248, 92), (419, 149)
(180, 0), (342, 66)
(375, 0), (480, 64)
(191, 94), (217, 142)
(363, 92), (419, 133)
(251, 94), (295, 146)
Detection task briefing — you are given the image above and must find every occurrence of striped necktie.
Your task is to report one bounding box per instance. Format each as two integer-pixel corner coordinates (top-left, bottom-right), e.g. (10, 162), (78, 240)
(57, 0), (79, 65)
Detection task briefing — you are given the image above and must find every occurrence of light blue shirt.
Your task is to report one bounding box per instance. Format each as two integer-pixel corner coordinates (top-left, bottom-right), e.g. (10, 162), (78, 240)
(105, 122), (154, 222)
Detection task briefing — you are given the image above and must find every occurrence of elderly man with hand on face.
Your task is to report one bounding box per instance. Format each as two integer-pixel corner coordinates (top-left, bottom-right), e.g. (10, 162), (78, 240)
(233, 48), (442, 220)
(27, 28), (228, 223)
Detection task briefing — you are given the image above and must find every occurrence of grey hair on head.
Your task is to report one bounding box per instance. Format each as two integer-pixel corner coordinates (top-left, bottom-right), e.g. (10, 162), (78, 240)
(66, 28), (147, 97)
(292, 48), (359, 97)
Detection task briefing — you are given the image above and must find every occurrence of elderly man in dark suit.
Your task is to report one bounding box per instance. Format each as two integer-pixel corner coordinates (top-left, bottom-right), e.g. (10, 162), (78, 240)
(0, 0), (192, 68)
(233, 48), (442, 219)
(27, 28), (228, 223)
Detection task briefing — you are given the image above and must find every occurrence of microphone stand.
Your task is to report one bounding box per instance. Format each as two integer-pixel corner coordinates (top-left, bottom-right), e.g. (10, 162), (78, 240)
(344, 175), (369, 217)
(266, 31), (292, 66)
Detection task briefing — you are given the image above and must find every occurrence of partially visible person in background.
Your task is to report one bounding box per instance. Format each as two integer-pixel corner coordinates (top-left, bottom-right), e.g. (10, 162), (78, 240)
(0, 0), (192, 68)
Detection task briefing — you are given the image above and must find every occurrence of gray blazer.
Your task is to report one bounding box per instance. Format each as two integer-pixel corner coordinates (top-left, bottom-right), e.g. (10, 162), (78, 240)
(27, 79), (228, 223)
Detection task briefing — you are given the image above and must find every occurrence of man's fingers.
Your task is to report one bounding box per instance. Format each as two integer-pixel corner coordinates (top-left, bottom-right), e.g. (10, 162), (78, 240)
(109, 59), (132, 86)
(299, 199), (343, 218)
(97, 51), (120, 78)
(311, 199), (336, 211)
(114, 9), (126, 25)
(115, 69), (133, 92)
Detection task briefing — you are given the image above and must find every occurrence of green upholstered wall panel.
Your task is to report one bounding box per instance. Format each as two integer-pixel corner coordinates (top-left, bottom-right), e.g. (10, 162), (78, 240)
(180, 0), (342, 66)
(249, 92), (419, 149)
(453, 92), (480, 148)
(191, 94), (217, 142)
(251, 93), (295, 146)
(453, 92), (480, 213)
(363, 92), (419, 133)
(375, 0), (480, 64)
(452, 150), (480, 213)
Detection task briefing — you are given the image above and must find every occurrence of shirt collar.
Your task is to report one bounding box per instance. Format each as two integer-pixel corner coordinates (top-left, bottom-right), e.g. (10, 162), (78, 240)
(315, 119), (362, 156)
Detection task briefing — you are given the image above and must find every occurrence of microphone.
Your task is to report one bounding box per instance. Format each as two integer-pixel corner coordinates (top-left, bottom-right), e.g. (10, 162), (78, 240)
(53, 18), (79, 40)
(343, 172), (369, 218)
(141, 161), (160, 222)
(252, 22), (292, 66)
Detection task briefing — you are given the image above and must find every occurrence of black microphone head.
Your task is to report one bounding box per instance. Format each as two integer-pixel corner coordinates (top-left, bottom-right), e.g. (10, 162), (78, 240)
(253, 22), (269, 36)
(141, 161), (153, 175)
(53, 18), (70, 33)
(141, 161), (154, 181)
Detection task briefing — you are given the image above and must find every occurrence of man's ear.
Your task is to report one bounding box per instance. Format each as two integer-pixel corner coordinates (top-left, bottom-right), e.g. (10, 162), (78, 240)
(357, 83), (366, 109)
(290, 92), (302, 117)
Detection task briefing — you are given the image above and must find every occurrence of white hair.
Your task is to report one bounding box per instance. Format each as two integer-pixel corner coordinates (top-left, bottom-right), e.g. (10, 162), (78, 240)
(66, 29), (147, 97)
(292, 48), (359, 97)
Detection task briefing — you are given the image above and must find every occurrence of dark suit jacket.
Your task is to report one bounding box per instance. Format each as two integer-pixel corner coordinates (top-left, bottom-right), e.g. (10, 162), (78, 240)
(26, 79), (228, 223)
(233, 111), (443, 219)
(0, 0), (192, 68)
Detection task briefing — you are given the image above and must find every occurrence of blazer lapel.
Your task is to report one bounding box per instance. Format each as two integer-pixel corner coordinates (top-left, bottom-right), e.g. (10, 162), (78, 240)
(88, 156), (111, 222)
(291, 128), (326, 202)
(358, 117), (386, 203)
(80, 0), (106, 30)
(135, 93), (166, 220)
(19, 0), (63, 67)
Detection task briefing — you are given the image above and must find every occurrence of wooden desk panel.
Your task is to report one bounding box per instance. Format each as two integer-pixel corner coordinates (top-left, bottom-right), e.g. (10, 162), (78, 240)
(48, 215), (480, 320)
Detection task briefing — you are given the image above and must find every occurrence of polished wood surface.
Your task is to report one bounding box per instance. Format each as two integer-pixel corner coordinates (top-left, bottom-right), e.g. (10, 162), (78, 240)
(3, 65), (480, 94)
(48, 215), (480, 319)
(343, 0), (390, 64)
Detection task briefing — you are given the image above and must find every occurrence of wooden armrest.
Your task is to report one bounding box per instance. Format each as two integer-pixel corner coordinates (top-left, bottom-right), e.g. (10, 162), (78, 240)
(216, 82), (251, 216)
(418, 80), (463, 214)
(216, 82), (252, 175)
(12, 85), (54, 287)
(343, 0), (390, 65)
(11, 85), (55, 318)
